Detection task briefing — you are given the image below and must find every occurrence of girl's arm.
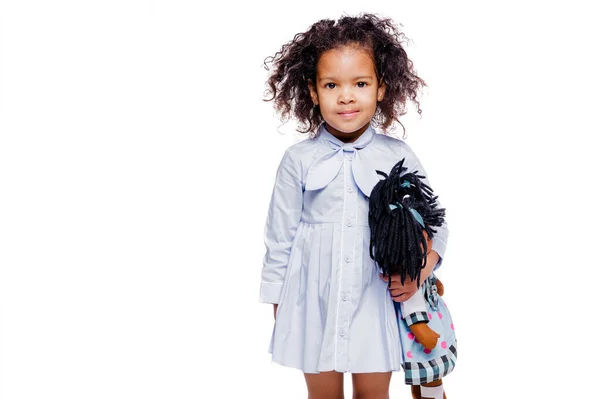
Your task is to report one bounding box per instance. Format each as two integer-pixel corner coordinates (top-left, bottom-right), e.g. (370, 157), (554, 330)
(403, 143), (449, 272)
(259, 148), (303, 306)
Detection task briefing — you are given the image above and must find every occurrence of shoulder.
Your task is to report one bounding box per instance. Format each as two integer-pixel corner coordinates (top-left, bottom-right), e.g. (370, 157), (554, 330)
(282, 136), (324, 166)
(276, 136), (322, 178)
(373, 132), (417, 158)
(284, 136), (320, 159)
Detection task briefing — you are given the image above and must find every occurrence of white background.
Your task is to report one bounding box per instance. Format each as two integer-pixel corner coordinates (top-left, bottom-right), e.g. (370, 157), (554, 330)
(1, 1), (599, 398)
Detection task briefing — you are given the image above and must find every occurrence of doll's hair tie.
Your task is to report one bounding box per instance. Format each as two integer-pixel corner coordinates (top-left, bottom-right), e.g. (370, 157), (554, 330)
(388, 202), (425, 228)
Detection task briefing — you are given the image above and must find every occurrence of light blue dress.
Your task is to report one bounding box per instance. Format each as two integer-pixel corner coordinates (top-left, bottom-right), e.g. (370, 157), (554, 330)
(259, 123), (449, 374)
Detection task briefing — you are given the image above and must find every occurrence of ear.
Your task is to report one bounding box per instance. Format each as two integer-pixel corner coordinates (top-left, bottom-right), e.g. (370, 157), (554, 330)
(308, 81), (319, 106)
(377, 81), (386, 102)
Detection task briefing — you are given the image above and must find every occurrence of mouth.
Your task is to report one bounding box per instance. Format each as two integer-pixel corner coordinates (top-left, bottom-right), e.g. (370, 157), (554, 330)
(338, 110), (360, 118)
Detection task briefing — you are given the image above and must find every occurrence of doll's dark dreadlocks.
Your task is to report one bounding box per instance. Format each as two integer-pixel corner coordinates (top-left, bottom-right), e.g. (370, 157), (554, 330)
(368, 158), (445, 289)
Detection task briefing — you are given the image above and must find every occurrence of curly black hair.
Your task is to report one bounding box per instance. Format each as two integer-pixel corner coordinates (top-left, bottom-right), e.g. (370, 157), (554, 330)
(263, 13), (427, 136)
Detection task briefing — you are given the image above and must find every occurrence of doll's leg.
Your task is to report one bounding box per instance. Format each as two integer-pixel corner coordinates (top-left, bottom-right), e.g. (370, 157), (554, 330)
(411, 384), (421, 399)
(418, 379), (446, 399)
(351, 372), (392, 399)
(304, 371), (344, 399)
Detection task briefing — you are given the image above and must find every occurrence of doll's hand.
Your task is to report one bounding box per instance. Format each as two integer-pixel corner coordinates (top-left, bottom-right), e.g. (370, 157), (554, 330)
(409, 322), (440, 350)
(379, 274), (419, 302)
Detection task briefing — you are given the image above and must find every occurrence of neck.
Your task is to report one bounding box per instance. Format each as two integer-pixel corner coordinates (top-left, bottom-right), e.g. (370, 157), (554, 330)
(325, 122), (370, 143)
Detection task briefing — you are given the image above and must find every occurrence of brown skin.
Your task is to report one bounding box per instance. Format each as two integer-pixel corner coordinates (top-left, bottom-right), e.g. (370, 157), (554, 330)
(408, 322), (440, 350)
(308, 45), (385, 144)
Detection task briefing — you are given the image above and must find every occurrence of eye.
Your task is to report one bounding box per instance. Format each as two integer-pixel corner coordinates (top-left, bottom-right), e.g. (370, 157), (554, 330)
(325, 83), (336, 89)
(357, 82), (368, 88)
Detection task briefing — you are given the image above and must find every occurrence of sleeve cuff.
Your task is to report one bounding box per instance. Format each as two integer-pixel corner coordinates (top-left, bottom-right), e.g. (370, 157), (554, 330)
(405, 311), (430, 327)
(431, 237), (446, 271)
(259, 281), (283, 304)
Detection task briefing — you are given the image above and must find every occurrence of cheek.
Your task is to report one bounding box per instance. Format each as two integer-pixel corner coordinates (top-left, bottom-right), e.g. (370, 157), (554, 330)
(318, 95), (337, 111)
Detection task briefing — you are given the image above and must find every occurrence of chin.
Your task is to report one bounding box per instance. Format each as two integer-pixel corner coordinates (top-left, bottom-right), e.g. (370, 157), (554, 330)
(332, 122), (369, 134)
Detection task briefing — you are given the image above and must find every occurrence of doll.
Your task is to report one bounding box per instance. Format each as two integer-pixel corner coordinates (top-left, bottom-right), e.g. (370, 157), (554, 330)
(369, 158), (457, 399)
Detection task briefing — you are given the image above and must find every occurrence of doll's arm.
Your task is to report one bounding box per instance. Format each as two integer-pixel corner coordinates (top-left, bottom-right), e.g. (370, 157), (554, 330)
(259, 149), (303, 305)
(401, 288), (440, 350)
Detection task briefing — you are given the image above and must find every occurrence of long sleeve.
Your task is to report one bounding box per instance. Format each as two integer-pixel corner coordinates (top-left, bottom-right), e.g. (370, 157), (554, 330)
(259, 148), (304, 304)
(403, 143), (449, 271)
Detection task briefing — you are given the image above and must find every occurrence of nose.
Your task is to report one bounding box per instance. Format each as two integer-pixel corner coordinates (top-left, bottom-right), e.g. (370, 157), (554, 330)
(338, 87), (355, 104)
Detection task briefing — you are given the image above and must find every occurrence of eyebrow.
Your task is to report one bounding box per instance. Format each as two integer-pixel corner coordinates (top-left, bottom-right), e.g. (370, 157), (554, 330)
(318, 75), (375, 82)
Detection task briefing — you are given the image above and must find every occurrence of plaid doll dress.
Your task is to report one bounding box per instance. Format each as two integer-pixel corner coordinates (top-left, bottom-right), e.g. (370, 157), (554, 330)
(393, 274), (458, 385)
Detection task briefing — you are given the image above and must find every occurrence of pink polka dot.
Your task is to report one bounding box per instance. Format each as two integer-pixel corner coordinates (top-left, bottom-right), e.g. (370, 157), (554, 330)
(441, 341), (447, 349)
(437, 312), (443, 319)
(450, 323), (455, 330)
(428, 313), (432, 320)
(408, 332), (415, 340)
(407, 351), (413, 358)
(424, 348), (432, 354)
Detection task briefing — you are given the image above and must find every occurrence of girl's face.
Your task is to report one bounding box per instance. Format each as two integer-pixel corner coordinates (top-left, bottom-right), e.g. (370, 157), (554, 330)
(309, 45), (385, 143)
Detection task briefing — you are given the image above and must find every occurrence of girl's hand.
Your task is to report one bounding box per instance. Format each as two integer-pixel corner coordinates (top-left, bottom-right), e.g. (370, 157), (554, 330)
(273, 304), (278, 320)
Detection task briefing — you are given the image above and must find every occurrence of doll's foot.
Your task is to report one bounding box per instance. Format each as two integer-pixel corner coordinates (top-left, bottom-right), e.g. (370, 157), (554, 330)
(409, 322), (440, 350)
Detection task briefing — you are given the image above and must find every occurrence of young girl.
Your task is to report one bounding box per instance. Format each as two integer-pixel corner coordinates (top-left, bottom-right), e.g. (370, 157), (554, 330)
(259, 13), (450, 399)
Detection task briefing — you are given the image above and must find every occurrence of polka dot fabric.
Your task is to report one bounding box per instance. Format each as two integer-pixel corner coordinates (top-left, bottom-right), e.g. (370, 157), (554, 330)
(393, 275), (457, 384)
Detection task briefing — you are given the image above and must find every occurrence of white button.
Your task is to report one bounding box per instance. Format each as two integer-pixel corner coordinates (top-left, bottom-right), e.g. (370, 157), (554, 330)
(347, 156), (352, 161)
(339, 329), (347, 337)
(347, 187), (354, 193)
(346, 220), (353, 227)
(345, 256), (351, 263)
(341, 293), (349, 301)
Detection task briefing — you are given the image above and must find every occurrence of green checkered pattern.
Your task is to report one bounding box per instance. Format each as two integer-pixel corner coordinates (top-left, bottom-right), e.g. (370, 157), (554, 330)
(403, 341), (458, 385)
(404, 311), (429, 327)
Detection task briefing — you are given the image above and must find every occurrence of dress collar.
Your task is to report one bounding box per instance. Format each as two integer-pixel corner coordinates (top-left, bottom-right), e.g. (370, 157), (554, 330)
(305, 122), (381, 196)
(316, 123), (375, 150)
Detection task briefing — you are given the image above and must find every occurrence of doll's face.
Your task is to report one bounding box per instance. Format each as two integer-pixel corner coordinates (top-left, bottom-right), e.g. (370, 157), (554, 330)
(308, 44), (385, 143)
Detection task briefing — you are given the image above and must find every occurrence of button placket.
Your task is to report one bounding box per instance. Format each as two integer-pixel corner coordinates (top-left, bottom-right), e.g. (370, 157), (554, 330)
(336, 152), (359, 371)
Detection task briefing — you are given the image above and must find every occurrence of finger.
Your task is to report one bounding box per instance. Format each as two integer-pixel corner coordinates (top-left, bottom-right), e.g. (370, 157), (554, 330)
(379, 273), (388, 281)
